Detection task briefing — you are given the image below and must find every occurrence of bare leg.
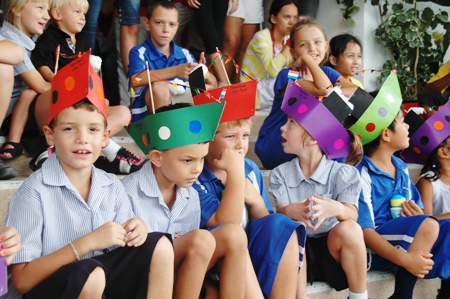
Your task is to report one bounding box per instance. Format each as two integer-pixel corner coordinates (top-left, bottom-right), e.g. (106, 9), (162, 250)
(78, 266), (106, 299)
(0, 63), (14, 125)
(236, 24), (258, 83)
(297, 253), (307, 299)
(408, 217), (439, 252)
(147, 235), (174, 299)
(147, 81), (171, 115)
(173, 229), (215, 299)
(120, 24), (139, 76)
(222, 16), (243, 83)
(105, 105), (131, 136)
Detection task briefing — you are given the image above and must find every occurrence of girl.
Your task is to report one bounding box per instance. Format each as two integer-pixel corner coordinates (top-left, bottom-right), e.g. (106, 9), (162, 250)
(0, 0), (51, 161)
(328, 33), (363, 88)
(255, 17), (358, 169)
(269, 83), (368, 299)
(240, 0), (298, 110)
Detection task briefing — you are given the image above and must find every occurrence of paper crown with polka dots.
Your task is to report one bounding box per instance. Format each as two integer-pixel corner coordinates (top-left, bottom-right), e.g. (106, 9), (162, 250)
(48, 51), (107, 124)
(401, 101), (450, 164)
(189, 67), (256, 123)
(347, 72), (403, 145)
(281, 80), (353, 159)
(127, 102), (225, 154)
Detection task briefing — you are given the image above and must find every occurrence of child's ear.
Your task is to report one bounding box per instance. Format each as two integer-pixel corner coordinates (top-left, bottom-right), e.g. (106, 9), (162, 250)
(438, 147), (450, 159)
(43, 125), (55, 146)
(102, 128), (111, 148)
(143, 17), (150, 31)
(51, 8), (62, 21)
(380, 128), (391, 143)
(269, 14), (276, 25)
(329, 55), (337, 67)
(149, 150), (163, 167)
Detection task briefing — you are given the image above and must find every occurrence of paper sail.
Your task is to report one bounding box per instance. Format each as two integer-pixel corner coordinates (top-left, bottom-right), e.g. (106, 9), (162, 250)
(348, 73), (403, 145)
(49, 51), (107, 123)
(401, 100), (450, 164)
(127, 102), (225, 154)
(281, 80), (352, 159)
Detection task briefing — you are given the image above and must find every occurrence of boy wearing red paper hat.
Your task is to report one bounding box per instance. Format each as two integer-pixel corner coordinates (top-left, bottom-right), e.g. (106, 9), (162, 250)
(5, 55), (173, 299)
(192, 87), (307, 298)
(350, 72), (450, 299)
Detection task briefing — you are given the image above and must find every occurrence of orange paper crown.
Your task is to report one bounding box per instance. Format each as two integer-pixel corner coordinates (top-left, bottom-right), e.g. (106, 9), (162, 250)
(49, 51), (107, 123)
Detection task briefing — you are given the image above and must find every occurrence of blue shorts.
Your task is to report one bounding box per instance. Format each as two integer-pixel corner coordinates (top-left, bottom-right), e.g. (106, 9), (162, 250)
(116, 0), (145, 25)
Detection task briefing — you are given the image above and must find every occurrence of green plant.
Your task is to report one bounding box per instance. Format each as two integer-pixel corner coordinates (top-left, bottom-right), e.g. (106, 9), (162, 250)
(336, 0), (450, 101)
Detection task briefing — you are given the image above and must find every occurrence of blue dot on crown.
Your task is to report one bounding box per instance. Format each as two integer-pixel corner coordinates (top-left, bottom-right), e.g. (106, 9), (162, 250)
(189, 120), (202, 134)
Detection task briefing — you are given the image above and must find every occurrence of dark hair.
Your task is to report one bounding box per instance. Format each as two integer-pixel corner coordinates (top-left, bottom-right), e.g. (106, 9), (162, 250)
(362, 110), (400, 157)
(420, 136), (450, 181)
(49, 99), (107, 129)
(327, 33), (362, 67)
(155, 102), (192, 114)
(268, 0), (299, 27)
(146, 0), (177, 19)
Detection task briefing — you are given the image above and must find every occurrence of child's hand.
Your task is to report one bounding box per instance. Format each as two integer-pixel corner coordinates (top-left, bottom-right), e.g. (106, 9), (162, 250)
(403, 250), (434, 278)
(309, 195), (340, 230)
(89, 222), (127, 251)
(0, 226), (21, 265)
(288, 198), (313, 228)
(187, 0), (201, 9)
(244, 179), (263, 206)
(122, 218), (148, 247)
(175, 62), (198, 79)
(213, 148), (244, 173)
(228, 0), (239, 14)
(401, 200), (424, 217)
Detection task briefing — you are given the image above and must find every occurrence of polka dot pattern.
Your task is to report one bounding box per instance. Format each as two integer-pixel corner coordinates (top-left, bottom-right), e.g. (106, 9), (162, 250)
(189, 120), (202, 134)
(158, 126), (171, 140)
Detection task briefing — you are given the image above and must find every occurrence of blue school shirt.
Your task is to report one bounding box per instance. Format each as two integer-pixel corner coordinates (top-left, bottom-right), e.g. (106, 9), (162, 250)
(122, 161), (201, 239)
(255, 67), (342, 169)
(193, 158), (273, 228)
(357, 155), (423, 229)
(128, 37), (196, 121)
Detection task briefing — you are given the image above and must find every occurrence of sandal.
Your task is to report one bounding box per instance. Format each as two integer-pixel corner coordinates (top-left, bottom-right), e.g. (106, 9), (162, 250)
(0, 141), (24, 161)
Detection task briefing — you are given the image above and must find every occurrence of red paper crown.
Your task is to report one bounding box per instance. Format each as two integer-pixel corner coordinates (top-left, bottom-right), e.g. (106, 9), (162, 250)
(48, 51), (107, 123)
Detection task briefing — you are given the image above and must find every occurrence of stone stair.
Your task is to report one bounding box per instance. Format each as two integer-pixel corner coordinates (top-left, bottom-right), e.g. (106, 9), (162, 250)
(0, 113), (441, 298)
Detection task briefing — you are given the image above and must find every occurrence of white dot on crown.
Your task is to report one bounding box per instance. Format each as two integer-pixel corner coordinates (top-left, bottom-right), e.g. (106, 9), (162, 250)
(158, 126), (171, 140)
(386, 93), (395, 103)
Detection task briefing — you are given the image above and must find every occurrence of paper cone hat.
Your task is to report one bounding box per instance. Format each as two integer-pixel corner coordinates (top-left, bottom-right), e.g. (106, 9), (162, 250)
(401, 101), (450, 164)
(348, 72), (403, 145)
(190, 67), (256, 123)
(128, 102), (225, 154)
(49, 51), (107, 123)
(281, 80), (353, 159)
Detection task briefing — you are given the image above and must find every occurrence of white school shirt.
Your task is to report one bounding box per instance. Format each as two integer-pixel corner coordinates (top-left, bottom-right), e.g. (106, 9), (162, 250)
(419, 171), (450, 215)
(269, 156), (361, 238)
(122, 162), (201, 240)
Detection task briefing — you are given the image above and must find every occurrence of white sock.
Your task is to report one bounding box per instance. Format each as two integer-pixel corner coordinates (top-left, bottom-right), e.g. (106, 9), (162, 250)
(349, 290), (368, 299)
(102, 139), (121, 162)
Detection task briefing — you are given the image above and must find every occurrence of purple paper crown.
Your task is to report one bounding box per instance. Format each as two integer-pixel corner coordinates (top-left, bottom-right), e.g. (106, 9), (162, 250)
(281, 80), (352, 159)
(401, 101), (450, 164)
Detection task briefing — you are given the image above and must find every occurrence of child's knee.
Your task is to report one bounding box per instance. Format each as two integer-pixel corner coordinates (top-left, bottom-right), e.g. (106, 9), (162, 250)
(80, 266), (106, 297)
(151, 82), (171, 108)
(186, 230), (216, 259)
(107, 105), (131, 126)
(332, 220), (364, 245)
(151, 235), (175, 268)
(214, 223), (248, 251)
(418, 217), (440, 239)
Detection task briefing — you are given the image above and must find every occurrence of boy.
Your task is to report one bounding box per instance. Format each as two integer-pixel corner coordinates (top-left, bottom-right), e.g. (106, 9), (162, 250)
(128, 0), (217, 122)
(123, 102), (255, 298)
(5, 54), (173, 299)
(22, 0), (146, 174)
(348, 72), (450, 299)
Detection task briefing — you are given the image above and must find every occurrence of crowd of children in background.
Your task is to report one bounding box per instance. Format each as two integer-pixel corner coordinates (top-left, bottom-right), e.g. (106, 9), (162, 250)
(1, 0), (450, 298)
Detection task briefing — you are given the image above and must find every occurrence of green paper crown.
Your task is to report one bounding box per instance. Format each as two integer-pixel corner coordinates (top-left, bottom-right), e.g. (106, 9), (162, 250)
(128, 102), (225, 153)
(349, 72), (403, 145)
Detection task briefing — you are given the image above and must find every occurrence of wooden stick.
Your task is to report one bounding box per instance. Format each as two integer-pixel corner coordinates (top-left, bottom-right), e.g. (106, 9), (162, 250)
(54, 44), (60, 74)
(216, 47), (230, 85)
(146, 61), (156, 114)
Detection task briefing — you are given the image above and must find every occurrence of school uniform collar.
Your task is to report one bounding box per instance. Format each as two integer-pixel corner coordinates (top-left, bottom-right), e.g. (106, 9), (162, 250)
(45, 24), (82, 40)
(362, 155), (407, 178)
(144, 37), (186, 62)
(0, 21), (35, 51)
(285, 155), (332, 187)
(138, 161), (190, 199)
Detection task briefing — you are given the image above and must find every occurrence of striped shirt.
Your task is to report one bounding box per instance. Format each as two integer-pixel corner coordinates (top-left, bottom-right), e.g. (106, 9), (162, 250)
(122, 162), (201, 239)
(270, 155), (361, 237)
(6, 154), (135, 264)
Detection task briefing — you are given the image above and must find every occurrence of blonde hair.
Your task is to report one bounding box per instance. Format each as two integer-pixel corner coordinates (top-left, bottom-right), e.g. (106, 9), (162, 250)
(51, 0), (88, 11)
(290, 17), (329, 65)
(4, 0), (52, 27)
(216, 118), (253, 134)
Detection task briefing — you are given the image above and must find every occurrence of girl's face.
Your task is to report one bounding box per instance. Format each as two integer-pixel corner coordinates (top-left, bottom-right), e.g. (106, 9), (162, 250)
(15, 1), (50, 36)
(280, 116), (309, 155)
(331, 41), (362, 77)
(270, 3), (298, 36)
(291, 25), (328, 65)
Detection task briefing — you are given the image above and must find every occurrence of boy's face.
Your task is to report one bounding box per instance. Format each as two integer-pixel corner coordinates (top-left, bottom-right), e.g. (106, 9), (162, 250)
(208, 123), (250, 161)
(280, 115), (309, 155)
(43, 107), (109, 174)
(153, 142), (209, 188)
(17, 1), (50, 36)
(52, 3), (87, 35)
(386, 110), (410, 151)
(291, 26), (328, 65)
(144, 6), (179, 50)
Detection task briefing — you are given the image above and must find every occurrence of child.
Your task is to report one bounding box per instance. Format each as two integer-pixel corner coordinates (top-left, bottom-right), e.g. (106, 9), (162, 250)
(270, 82), (368, 299)
(328, 33), (364, 88)
(0, 226), (21, 266)
(350, 72), (450, 299)
(255, 17), (358, 170)
(192, 91), (307, 298)
(123, 102), (257, 298)
(240, 0), (298, 110)
(128, 0), (217, 122)
(23, 0), (145, 175)
(5, 55), (174, 299)
(0, 0), (51, 163)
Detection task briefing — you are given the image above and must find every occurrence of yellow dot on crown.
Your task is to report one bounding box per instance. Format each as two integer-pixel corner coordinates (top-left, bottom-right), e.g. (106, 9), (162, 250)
(434, 121), (444, 130)
(413, 147), (421, 154)
(65, 76), (76, 91)
(96, 86), (104, 99)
